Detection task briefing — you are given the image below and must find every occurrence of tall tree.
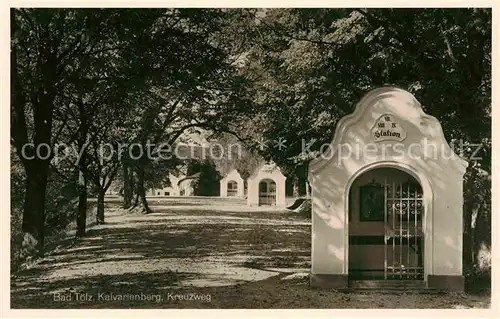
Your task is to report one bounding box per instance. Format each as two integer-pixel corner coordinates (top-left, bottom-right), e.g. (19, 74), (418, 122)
(120, 9), (255, 213)
(10, 9), (119, 254)
(10, 8), (179, 251)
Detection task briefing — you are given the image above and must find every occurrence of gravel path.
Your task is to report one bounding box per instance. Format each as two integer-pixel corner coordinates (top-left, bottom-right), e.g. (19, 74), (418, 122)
(10, 198), (490, 309)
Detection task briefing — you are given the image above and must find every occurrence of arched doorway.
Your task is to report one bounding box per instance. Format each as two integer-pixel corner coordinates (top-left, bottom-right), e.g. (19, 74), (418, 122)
(348, 167), (424, 280)
(227, 180), (238, 197)
(258, 179), (276, 205)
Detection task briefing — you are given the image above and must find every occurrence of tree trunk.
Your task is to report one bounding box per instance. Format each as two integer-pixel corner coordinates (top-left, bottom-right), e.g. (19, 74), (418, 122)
(75, 107), (88, 236)
(297, 175), (305, 196)
(463, 168), (476, 273)
(136, 165), (152, 214)
(293, 176), (299, 197)
(122, 164), (133, 209)
(76, 170), (88, 237)
(473, 208), (487, 268)
(96, 189), (105, 224)
(12, 10), (57, 257)
(132, 192), (139, 208)
(472, 174), (491, 271)
(296, 164), (309, 196)
(463, 206), (474, 272)
(22, 165), (49, 257)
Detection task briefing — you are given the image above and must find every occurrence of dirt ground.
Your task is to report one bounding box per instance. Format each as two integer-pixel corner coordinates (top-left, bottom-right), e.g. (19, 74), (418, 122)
(10, 197), (491, 309)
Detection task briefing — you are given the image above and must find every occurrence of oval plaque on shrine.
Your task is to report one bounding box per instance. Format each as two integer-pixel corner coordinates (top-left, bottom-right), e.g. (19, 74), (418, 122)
(370, 114), (407, 142)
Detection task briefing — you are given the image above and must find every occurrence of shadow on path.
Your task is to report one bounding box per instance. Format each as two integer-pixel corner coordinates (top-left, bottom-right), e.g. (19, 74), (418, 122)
(11, 199), (311, 308)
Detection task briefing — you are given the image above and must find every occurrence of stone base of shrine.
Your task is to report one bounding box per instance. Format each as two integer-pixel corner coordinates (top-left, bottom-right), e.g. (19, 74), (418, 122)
(310, 273), (348, 289)
(427, 275), (464, 292)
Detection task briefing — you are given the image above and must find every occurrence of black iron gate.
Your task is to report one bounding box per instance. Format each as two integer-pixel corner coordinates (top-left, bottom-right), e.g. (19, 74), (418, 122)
(259, 180), (276, 205)
(227, 181), (238, 197)
(384, 178), (424, 279)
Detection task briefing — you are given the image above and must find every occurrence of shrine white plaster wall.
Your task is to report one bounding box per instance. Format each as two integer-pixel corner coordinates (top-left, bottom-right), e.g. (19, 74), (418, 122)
(308, 86), (468, 281)
(247, 163), (287, 206)
(220, 169), (245, 198)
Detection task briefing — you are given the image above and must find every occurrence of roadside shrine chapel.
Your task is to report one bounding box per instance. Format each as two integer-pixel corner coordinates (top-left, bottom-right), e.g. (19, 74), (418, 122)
(308, 87), (468, 291)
